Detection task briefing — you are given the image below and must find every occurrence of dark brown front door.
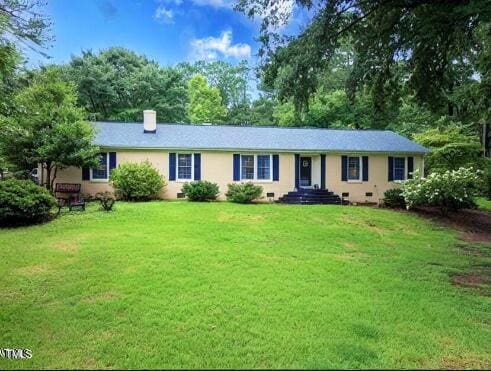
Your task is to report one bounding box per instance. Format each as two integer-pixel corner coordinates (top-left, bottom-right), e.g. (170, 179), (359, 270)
(300, 157), (312, 187)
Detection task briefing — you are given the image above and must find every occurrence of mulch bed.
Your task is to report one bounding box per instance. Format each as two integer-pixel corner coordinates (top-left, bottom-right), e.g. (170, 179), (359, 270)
(411, 206), (491, 243)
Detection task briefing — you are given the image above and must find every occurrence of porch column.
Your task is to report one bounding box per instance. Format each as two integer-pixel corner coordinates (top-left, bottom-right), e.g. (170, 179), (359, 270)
(294, 154), (300, 189)
(320, 154), (326, 189)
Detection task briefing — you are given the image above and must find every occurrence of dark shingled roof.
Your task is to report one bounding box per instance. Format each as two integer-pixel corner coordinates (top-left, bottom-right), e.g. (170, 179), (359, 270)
(93, 122), (428, 154)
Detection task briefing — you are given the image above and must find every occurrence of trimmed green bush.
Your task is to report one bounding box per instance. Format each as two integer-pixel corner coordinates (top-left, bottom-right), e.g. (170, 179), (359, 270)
(0, 179), (57, 226)
(182, 181), (219, 201)
(226, 182), (263, 203)
(110, 161), (165, 201)
(383, 188), (406, 208)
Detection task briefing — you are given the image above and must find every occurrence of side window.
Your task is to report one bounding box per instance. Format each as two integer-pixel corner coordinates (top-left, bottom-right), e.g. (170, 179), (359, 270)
(241, 155), (255, 180)
(257, 155), (271, 180)
(177, 154), (193, 180)
(91, 152), (108, 180)
(393, 157), (405, 181)
(347, 156), (361, 181)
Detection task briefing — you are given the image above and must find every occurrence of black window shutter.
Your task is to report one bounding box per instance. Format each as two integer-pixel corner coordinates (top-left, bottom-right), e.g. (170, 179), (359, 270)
(109, 152), (117, 174)
(82, 167), (90, 181)
(388, 156), (394, 181)
(194, 153), (201, 181)
(272, 154), (279, 181)
(362, 156), (369, 181)
(233, 154), (240, 181)
(407, 156), (414, 179)
(169, 153), (176, 181)
(295, 154), (300, 189)
(320, 154), (326, 189)
(341, 155), (347, 181)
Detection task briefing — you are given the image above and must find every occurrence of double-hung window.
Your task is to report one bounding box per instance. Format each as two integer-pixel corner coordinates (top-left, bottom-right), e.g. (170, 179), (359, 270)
(91, 152), (109, 181)
(177, 153), (193, 180)
(257, 155), (271, 180)
(393, 157), (406, 181)
(241, 155), (255, 180)
(347, 156), (361, 181)
(240, 154), (272, 181)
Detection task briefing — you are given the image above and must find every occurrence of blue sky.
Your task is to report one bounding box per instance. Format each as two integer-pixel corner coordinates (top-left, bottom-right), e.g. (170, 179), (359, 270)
(26, 0), (302, 68)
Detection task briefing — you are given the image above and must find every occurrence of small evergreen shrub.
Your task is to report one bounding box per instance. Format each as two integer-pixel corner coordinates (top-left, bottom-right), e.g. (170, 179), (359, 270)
(226, 182), (263, 203)
(383, 188), (406, 208)
(181, 181), (219, 201)
(95, 191), (116, 211)
(0, 179), (57, 226)
(110, 161), (165, 201)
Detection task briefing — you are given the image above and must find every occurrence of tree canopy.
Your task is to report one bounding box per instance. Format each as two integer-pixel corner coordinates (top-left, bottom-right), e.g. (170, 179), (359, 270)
(0, 67), (99, 190)
(64, 47), (188, 122)
(237, 0), (491, 129)
(187, 74), (227, 124)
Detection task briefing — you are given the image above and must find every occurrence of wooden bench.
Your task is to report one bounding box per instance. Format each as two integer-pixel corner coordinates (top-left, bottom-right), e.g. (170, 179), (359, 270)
(55, 183), (86, 211)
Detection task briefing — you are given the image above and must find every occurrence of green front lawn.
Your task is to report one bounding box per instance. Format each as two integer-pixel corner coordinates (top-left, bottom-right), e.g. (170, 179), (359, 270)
(477, 197), (491, 212)
(0, 202), (490, 369)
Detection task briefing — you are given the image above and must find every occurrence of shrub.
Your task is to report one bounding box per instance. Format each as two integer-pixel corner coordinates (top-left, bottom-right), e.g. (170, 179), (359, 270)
(383, 188), (406, 208)
(95, 191), (116, 211)
(182, 181), (219, 201)
(484, 159), (491, 200)
(110, 161), (165, 201)
(226, 182), (263, 203)
(402, 167), (483, 215)
(0, 179), (57, 226)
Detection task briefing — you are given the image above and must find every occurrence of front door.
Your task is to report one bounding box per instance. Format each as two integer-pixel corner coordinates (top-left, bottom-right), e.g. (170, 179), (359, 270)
(300, 157), (312, 187)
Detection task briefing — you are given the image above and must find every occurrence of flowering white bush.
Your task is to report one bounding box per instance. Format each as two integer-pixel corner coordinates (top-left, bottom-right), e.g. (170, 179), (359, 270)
(402, 167), (483, 214)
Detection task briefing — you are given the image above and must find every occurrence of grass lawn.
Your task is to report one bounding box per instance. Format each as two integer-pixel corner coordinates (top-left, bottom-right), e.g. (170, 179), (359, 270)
(477, 197), (491, 212)
(0, 202), (490, 369)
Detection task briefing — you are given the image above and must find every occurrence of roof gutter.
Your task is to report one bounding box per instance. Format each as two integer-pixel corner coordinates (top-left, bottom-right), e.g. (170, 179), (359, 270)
(95, 145), (429, 155)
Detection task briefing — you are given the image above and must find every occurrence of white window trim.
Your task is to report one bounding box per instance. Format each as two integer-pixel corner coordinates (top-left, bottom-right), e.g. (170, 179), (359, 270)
(392, 156), (407, 183)
(240, 154), (273, 182)
(176, 153), (194, 182)
(90, 152), (109, 182)
(347, 155), (363, 183)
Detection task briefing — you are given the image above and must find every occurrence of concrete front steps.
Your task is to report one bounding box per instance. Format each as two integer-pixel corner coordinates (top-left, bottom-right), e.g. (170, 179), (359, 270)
(278, 189), (345, 205)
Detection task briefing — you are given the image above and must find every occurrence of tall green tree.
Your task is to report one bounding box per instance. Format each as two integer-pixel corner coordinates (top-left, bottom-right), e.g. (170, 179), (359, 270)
(187, 74), (227, 124)
(414, 123), (484, 173)
(238, 0), (491, 127)
(0, 68), (99, 190)
(178, 60), (250, 110)
(65, 47), (188, 122)
(0, 0), (51, 116)
(0, 0), (51, 73)
(249, 96), (276, 126)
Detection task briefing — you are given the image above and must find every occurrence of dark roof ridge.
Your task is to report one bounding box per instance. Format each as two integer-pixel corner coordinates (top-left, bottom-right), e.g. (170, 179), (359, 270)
(93, 121), (393, 132)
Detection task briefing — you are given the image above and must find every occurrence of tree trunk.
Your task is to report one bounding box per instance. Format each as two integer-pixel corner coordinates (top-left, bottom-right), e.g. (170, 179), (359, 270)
(49, 166), (58, 193)
(88, 94), (97, 114)
(45, 162), (52, 192)
(40, 164), (45, 187)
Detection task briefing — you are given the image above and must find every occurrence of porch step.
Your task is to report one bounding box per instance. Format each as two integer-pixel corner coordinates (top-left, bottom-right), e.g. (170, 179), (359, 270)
(278, 189), (345, 205)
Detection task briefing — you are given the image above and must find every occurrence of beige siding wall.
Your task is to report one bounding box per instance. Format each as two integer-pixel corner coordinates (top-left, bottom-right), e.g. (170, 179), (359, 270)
(326, 154), (423, 203)
(53, 150), (423, 203)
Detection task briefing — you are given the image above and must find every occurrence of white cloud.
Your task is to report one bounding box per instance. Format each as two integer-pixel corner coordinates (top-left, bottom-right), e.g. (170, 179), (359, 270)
(190, 30), (251, 60)
(154, 5), (174, 23)
(191, 0), (233, 8)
